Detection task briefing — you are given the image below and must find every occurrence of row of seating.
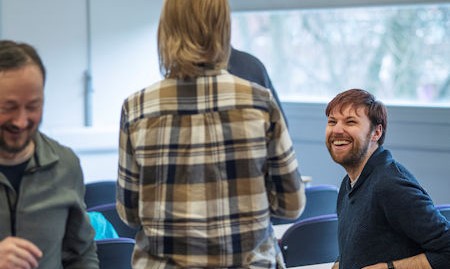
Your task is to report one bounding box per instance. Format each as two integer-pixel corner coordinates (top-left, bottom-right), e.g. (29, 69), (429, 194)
(84, 181), (450, 268)
(84, 181), (341, 268)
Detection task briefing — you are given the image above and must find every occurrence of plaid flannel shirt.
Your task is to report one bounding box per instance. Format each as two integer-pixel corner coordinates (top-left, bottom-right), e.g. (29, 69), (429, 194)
(117, 69), (304, 268)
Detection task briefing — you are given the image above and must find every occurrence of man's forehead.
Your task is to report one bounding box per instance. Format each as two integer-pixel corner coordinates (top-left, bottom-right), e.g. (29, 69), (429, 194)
(329, 105), (367, 117)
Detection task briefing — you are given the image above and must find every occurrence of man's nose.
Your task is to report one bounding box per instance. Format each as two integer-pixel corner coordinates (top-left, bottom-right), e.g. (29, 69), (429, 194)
(331, 121), (345, 133)
(11, 109), (29, 129)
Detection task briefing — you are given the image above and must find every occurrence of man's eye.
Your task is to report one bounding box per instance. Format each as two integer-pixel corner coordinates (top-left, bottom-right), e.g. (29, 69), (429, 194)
(0, 106), (15, 112)
(27, 105), (41, 112)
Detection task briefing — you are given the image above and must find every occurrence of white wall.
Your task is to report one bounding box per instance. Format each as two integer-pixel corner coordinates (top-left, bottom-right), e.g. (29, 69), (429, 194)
(89, 0), (162, 127)
(1, 0), (88, 128)
(1, 0), (163, 129)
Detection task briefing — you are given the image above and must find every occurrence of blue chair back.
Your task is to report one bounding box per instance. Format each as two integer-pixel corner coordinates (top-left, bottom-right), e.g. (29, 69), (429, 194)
(436, 204), (450, 220)
(85, 180), (116, 209)
(280, 214), (339, 267)
(88, 203), (139, 239)
(272, 184), (338, 225)
(96, 237), (134, 269)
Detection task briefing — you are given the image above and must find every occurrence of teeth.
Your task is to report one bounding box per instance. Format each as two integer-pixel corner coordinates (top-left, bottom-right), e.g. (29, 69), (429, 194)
(333, 140), (349, 145)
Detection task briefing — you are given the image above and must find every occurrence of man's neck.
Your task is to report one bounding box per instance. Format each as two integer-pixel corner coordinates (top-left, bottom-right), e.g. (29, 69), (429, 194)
(0, 142), (35, 166)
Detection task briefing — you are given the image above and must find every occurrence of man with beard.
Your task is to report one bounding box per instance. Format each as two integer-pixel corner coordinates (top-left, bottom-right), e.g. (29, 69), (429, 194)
(0, 40), (99, 268)
(326, 89), (450, 269)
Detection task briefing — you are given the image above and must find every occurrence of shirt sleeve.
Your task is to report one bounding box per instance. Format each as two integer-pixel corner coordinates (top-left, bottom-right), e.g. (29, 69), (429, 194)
(378, 171), (450, 269)
(116, 101), (141, 228)
(265, 96), (305, 220)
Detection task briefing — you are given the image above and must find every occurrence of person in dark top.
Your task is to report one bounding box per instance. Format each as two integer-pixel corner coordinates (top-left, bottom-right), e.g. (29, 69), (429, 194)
(326, 89), (450, 269)
(228, 47), (288, 125)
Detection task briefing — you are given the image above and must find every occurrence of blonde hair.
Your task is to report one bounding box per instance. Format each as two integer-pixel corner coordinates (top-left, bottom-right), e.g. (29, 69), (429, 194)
(158, 0), (231, 79)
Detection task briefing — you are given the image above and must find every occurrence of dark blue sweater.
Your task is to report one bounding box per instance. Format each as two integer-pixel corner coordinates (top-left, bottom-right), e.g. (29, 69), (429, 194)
(228, 47), (288, 125)
(337, 147), (450, 269)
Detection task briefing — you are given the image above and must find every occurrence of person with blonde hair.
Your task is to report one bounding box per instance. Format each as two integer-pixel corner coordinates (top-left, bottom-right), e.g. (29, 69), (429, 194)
(116, 0), (305, 268)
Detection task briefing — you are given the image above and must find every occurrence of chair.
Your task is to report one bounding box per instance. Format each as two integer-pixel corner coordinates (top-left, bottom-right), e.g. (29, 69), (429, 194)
(279, 214), (339, 267)
(436, 204), (450, 220)
(96, 237), (135, 269)
(272, 184), (338, 225)
(88, 203), (139, 239)
(85, 180), (116, 209)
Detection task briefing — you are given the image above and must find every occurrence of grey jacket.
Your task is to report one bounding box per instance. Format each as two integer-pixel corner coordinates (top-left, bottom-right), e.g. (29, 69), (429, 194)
(0, 132), (99, 268)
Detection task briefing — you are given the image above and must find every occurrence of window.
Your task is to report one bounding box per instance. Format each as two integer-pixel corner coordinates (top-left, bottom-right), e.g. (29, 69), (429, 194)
(231, 4), (450, 106)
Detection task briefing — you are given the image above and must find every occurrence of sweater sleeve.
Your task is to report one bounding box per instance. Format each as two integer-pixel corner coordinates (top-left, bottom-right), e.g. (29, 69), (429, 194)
(377, 167), (450, 269)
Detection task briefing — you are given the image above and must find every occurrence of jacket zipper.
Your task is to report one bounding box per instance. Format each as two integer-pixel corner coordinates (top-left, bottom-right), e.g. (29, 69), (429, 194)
(5, 186), (16, 236)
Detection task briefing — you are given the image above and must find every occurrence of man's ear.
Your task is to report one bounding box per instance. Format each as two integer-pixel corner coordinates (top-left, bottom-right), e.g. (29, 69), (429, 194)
(372, 124), (383, 142)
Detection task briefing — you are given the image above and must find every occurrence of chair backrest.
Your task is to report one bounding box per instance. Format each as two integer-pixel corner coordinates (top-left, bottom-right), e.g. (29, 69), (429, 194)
(85, 180), (116, 209)
(436, 204), (450, 220)
(272, 184), (338, 225)
(280, 214), (339, 267)
(96, 237), (135, 269)
(88, 203), (139, 239)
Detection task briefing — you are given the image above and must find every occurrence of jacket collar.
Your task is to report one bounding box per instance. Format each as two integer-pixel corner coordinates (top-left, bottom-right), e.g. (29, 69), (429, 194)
(27, 132), (59, 172)
(0, 132), (59, 186)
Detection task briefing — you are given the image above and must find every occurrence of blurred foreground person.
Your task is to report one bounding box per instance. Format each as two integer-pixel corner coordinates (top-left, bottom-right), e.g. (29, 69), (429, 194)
(0, 40), (98, 268)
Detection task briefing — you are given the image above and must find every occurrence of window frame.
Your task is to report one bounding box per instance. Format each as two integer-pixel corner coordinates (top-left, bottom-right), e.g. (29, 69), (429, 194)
(229, 0), (449, 11)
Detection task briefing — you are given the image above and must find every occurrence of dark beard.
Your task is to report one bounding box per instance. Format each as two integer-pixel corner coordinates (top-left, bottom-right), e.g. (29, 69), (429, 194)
(327, 132), (371, 170)
(0, 138), (32, 154)
(338, 141), (369, 170)
(0, 124), (36, 154)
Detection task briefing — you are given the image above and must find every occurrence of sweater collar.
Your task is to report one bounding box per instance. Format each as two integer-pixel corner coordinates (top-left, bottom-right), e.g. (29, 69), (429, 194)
(345, 146), (393, 193)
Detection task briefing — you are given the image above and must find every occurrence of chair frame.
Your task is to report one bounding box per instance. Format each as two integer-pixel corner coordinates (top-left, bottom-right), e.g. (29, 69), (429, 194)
(280, 214), (339, 267)
(272, 184), (338, 225)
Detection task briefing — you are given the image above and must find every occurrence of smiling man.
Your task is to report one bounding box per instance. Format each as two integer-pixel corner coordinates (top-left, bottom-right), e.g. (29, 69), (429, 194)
(0, 40), (98, 269)
(326, 89), (450, 269)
